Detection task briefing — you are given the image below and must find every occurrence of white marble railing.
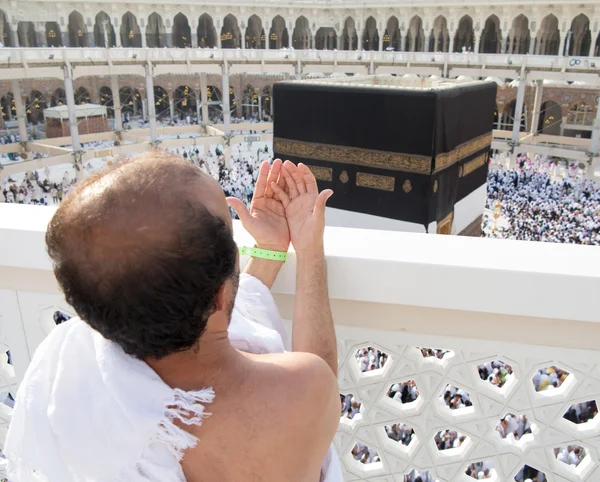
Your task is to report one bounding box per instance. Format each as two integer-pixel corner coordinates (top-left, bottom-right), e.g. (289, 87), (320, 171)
(1, 47), (599, 74)
(1, 203), (600, 481)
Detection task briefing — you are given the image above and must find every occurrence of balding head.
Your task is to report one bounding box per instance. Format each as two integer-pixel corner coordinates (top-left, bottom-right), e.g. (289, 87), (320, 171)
(46, 151), (238, 359)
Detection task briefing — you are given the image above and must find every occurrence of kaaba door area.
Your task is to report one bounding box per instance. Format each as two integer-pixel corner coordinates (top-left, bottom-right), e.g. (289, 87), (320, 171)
(273, 76), (497, 235)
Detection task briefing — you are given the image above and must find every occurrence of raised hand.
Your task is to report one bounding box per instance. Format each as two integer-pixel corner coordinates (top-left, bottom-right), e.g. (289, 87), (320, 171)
(270, 161), (333, 253)
(227, 159), (290, 252)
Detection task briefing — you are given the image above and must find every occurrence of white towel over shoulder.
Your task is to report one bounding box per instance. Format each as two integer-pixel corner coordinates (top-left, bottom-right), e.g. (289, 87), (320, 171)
(5, 273), (342, 482)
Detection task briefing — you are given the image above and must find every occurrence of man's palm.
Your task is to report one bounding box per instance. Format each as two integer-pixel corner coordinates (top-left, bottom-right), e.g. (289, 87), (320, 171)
(227, 160), (290, 252)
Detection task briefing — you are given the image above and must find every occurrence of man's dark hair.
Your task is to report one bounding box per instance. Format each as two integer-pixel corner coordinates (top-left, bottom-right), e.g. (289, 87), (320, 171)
(46, 151), (237, 359)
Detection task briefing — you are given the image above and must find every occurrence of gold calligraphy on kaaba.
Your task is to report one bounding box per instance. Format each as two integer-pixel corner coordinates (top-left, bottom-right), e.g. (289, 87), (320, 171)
(274, 138), (432, 174)
(274, 131), (492, 175)
(305, 165), (333, 181)
(356, 172), (395, 191)
(434, 133), (493, 173)
(460, 153), (488, 177)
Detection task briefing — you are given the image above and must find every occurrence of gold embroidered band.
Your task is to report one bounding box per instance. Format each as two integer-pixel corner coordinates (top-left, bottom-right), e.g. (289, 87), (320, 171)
(305, 164), (333, 181)
(274, 131), (493, 175)
(460, 152), (488, 178)
(356, 172), (395, 191)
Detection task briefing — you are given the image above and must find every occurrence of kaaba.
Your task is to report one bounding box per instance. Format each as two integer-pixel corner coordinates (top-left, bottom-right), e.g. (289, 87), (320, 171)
(273, 76), (497, 235)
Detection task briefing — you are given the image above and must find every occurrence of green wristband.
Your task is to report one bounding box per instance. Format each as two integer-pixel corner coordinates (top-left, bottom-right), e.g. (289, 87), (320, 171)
(239, 246), (287, 262)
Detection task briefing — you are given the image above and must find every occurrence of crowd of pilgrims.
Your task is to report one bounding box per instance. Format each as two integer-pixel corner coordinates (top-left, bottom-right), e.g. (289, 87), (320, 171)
(485, 154), (600, 244)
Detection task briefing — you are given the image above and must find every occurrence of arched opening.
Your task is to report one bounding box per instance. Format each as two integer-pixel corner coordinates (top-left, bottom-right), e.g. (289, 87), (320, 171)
(245, 15), (264, 49)
(26, 90), (45, 124)
(431, 16), (449, 52)
(146, 13), (166, 48)
(536, 15), (560, 55)
(503, 100), (527, 132)
(99, 86), (114, 117)
(567, 102), (594, 126)
(207, 86), (223, 122)
(538, 100), (562, 135)
(174, 85), (196, 120)
(45, 22), (62, 47)
(382, 17), (399, 51)
(197, 14), (216, 48)
(481, 15), (501, 53)
(17, 22), (37, 47)
(341, 17), (358, 51)
(172, 13), (191, 48)
(242, 84), (258, 119)
(261, 86), (272, 120)
(121, 12), (141, 48)
(454, 15), (474, 52)
(292, 16), (311, 49)
(119, 87), (142, 119)
(68, 11), (88, 47)
(51, 88), (66, 107)
(221, 14), (241, 49)
(362, 16), (379, 51)
(508, 15), (530, 54)
(407, 16), (424, 52)
(316, 27), (337, 50)
(153, 86), (169, 118)
(74, 87), (90, 105)
(569, 14), (591, 56)
(94, 12), (116, 48)
(0, 10), (14, 47)
(269, 16), (288, 49)
(0, 93), (14, 121)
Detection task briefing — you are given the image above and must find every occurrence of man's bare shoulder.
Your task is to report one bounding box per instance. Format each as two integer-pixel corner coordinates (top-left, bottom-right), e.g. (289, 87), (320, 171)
(245, 351), (338, 409)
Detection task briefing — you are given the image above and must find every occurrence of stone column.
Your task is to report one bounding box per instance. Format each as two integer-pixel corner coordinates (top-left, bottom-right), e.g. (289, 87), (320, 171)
(141, 27), (147, 48)
(200, 73), (209, 123)
(111, 76), (123, 130)
(475, 33), (481, 54)
(511, 70), (527, 147)
(448, 36), (454, 53)
(312, 33), (316, 49)
(528, 35), (536, 55)
(530, 79), (543, 135)
(191, 18), (198, 48)
(241, 33), (245, 49)
(169, 96), (175, 122)
(195, 89), (201, 122)
(590, 99), (600, 155)
(378, 34), (384, 51)
(221, 61), (230, 131)
(115, 27), (122, 48)
(424, 35), (430, 52)
(63, 64), (83, 180)
(10, 79), (28, 143)
(558, 32), (566, 56)
(508, 35), (515, 54)
(145, 60), (158, 144)
(264, 19), (270, 49)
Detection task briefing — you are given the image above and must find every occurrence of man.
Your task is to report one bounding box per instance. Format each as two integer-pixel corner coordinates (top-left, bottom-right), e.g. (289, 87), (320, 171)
(6, 153), (341, 482)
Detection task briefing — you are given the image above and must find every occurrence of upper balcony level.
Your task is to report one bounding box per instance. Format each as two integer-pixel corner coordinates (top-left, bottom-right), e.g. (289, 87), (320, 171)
(1, 202), (599, 480)
(2, 48), (600, 87)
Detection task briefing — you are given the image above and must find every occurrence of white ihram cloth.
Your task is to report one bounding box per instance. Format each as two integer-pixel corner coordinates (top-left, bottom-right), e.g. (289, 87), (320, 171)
(5, 273), (342, 482)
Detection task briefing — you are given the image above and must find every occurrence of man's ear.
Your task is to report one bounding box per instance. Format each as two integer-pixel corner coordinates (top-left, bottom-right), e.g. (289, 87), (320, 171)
(214, 281), (227, 313)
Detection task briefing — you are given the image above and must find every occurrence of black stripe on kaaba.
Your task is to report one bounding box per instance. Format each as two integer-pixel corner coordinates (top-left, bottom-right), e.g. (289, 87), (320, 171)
(273, 82), (437, 158)
(273, 154), (432, 226)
